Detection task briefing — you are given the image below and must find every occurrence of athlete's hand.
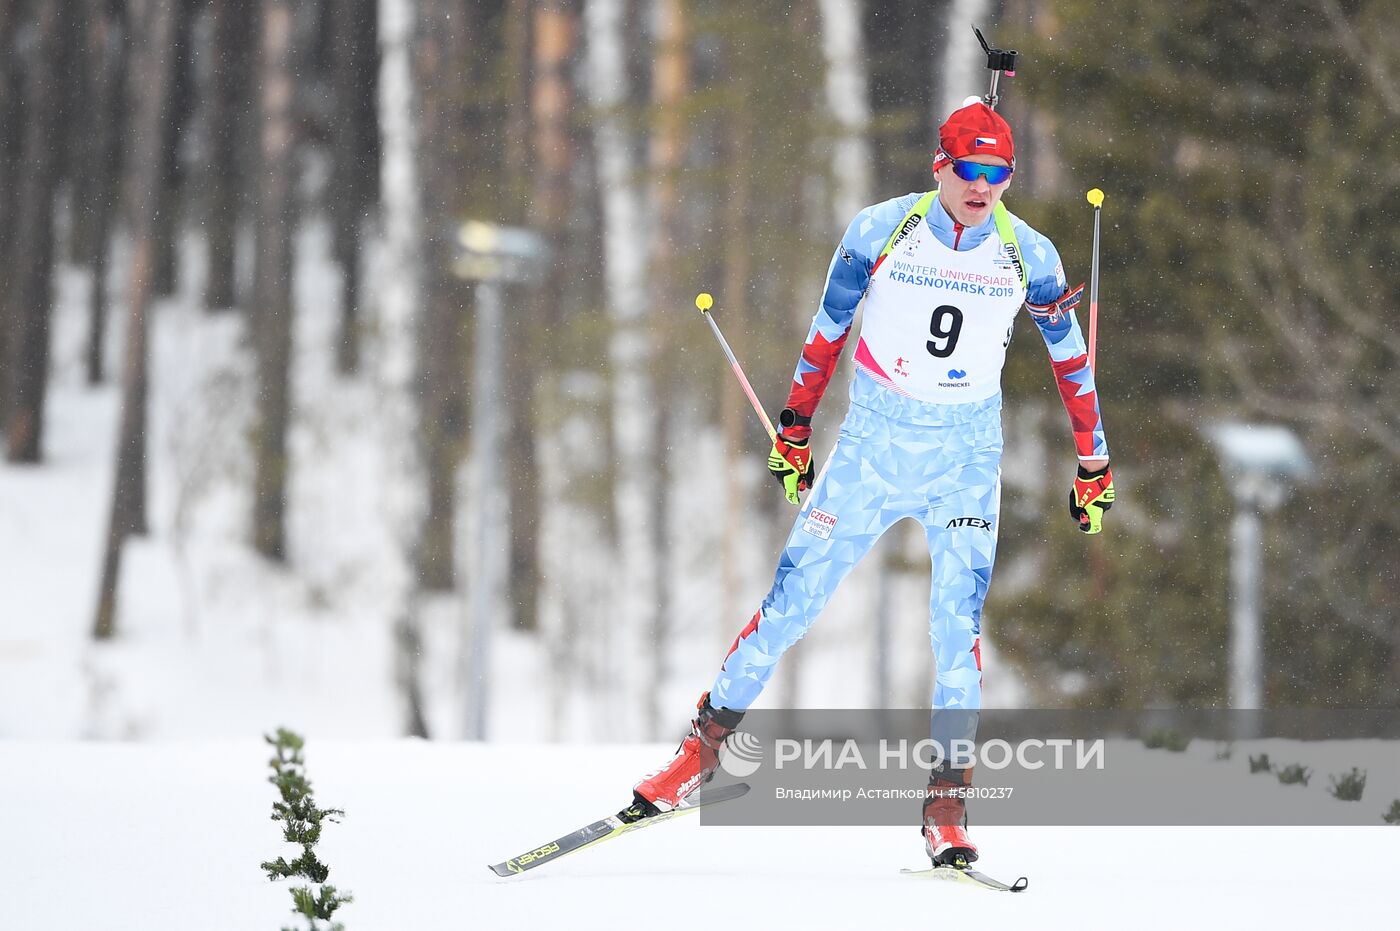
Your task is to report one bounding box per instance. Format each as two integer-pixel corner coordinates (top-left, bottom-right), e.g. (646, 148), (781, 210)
(1069, 464), (1114, 534)
(768, 434), (814, 506)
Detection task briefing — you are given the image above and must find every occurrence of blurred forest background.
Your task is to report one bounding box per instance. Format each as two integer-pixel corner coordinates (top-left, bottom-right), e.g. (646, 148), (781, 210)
(0, 0), (1396, 742)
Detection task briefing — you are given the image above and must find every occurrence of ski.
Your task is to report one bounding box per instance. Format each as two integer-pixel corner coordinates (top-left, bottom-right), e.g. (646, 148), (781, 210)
(488, 782), (751, 877)
(901, 865), (1029, 893)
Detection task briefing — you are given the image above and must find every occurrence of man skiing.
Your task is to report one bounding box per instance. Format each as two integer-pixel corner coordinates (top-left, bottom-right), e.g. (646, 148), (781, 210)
(633, 99), (1114, 867)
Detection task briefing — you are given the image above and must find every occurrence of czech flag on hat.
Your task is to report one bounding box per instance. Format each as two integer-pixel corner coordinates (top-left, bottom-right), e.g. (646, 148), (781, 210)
(932, 100), (1016, 173)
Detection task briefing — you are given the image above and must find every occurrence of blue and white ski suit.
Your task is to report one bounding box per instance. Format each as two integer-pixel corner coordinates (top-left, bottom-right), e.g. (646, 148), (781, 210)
(710, 191), (1109, 713)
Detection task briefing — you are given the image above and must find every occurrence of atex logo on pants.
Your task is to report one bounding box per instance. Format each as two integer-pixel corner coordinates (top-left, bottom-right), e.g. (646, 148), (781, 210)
(946, 517), (992, 530)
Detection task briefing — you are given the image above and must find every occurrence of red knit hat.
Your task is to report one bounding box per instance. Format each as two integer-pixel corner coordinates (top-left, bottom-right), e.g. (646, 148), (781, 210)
(932, 100), (1015, 174)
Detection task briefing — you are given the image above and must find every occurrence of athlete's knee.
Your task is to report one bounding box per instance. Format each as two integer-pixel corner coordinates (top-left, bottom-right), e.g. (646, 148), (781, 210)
(928, 612), (979, 653)
(933, 665), (983, 709)
(759, 606), (818, 653)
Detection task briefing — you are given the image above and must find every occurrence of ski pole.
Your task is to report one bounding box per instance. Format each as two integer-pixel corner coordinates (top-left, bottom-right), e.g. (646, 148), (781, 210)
(694, 292), (778, 441)
(1085, 188), (1104, 373)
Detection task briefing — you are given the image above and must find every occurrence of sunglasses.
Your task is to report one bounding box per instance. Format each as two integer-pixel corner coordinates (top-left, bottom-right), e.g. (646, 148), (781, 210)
(947, 157), (1013, 185)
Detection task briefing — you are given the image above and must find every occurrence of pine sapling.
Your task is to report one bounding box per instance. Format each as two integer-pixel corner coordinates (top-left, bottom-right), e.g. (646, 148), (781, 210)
(1142, 728), (1190, 752)
(260, 728), (353, 931)
(1275, 763), (1311, 787)
(1248, 753), (1272, 774)
(1383, 800), (1400, 825)
(1326, 767), (1366, 802)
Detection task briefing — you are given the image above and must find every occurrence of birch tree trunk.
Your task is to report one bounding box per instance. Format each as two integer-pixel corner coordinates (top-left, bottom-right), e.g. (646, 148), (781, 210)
(817, 0), (873, 234)
(501, 0), (532, 203)
(329, 0), (380, 374)
(151, 3), (194, 299)
(378, 0), (430, 735)
(93, 0), (177, 639)
(204, 0), (256, 310)
(1000, 0), (1061, 197)
(411, 0), (471, 591)
(938, 0), (989, 120)
(773, 0), (820, 712)
(718, 93), (754, 659)
(250, 0), (299, 560)
(76, 0), (126, 385)
(644, 0), (689, 736)
(3, 0), (70, 462)
(819, 0), (886, 704)
(0, 1), (19, 419)
(586, 0), (657, 734)
(532, 1), (577, 232)
(509, 0), (579, 634)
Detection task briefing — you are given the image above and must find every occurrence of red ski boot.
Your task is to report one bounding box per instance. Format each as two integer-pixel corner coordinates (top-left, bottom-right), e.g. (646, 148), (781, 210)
(633, 692), (744, 812)
(922, 771), (979, 867)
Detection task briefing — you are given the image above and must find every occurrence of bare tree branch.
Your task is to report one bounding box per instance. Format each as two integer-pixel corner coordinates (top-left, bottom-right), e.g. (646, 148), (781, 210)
(1313, 0), (1400, 117)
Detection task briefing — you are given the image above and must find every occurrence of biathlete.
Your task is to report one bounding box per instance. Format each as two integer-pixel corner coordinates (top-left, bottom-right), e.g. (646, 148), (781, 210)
(634, 99), (1115, 867)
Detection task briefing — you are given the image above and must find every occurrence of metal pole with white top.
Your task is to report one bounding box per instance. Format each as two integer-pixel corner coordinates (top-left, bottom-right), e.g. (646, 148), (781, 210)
(1229, 488), (1263, 710)
(455, 221), (547, 740)
(1208, 423), (1310, 717)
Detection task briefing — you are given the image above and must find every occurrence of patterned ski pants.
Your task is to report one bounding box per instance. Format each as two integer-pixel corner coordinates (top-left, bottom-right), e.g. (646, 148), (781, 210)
(710, 402), (1002, 712)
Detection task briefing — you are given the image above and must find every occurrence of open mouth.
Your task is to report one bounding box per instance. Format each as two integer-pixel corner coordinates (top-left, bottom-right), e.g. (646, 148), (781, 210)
(965, 197), (989, 211)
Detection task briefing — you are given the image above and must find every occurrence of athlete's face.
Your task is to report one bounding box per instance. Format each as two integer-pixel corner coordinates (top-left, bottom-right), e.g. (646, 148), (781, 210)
(936, 155), (1012, 227)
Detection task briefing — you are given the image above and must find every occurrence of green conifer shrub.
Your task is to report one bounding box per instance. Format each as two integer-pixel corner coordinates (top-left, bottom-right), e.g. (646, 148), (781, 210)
(1326, 768), (1366, 802)
(260, 728), (353, 931)
(1142, 728), (1190, 752)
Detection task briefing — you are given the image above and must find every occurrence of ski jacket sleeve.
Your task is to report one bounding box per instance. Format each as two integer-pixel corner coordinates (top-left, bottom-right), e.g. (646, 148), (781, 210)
(779, 195), (914, 441)
(1015, 219), (1110, 461)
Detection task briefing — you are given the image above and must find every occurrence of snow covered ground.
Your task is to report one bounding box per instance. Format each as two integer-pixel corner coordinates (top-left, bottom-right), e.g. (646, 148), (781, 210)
(1, 740), (1395, 930)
